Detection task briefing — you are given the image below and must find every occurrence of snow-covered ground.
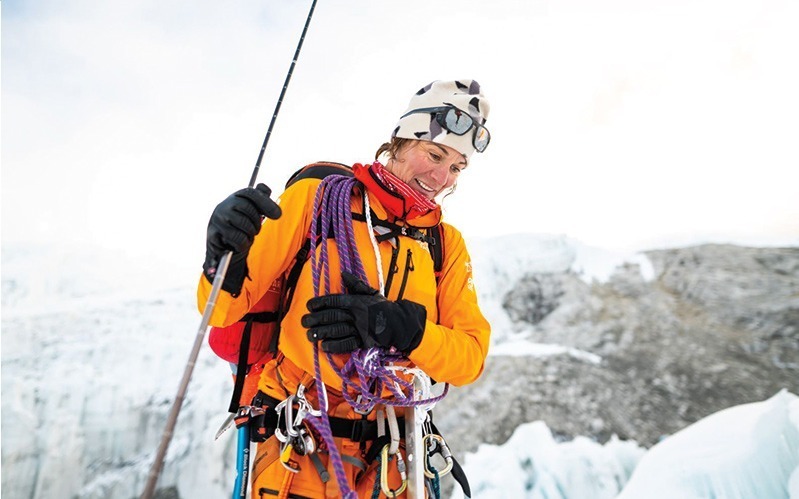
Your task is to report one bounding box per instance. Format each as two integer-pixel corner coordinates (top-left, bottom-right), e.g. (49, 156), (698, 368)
(2, 237), (797, 498)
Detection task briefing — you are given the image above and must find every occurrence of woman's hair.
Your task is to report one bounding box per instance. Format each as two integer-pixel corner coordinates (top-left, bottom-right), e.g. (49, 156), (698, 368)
(375, 137), (415, 161)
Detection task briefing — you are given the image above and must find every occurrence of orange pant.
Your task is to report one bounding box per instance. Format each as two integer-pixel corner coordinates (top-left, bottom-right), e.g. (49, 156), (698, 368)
(251, 435), (411, 499)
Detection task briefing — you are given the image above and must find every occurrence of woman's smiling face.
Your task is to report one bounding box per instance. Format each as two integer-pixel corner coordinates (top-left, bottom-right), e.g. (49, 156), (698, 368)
(385, 140), (467, 200)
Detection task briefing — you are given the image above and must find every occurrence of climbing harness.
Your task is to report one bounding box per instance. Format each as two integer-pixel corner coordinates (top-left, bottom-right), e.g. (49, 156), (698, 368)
(139, 1), (320, 498)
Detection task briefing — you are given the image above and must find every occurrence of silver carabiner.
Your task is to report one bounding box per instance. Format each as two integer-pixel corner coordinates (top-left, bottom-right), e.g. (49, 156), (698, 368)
(274, 395), (300, 442)
(293, 401), (309, 431)
(296, 384), (322, 417)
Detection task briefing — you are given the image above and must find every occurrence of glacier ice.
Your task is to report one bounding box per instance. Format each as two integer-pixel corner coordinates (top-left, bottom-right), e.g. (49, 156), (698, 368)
(451, 421), (645, 499)
(617, 390), (799, 499)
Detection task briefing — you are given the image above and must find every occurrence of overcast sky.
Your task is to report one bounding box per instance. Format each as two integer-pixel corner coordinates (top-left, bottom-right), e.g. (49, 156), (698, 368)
(3, 0), (798, 264)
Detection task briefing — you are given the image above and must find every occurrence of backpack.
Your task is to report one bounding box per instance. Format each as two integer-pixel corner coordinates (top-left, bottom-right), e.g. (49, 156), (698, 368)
(208, 162), (445, 412)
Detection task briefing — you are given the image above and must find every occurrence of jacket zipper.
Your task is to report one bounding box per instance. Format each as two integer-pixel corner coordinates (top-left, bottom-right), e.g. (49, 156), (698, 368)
(383, 243), (401, 297)
(397, 249), (414, 300)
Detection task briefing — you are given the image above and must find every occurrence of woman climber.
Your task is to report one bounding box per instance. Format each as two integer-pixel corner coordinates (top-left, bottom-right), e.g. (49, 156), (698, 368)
(198, 79), (492, 498)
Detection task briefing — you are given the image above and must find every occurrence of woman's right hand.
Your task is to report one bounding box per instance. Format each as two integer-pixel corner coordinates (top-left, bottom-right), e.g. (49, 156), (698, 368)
(203, 183), (281, 293)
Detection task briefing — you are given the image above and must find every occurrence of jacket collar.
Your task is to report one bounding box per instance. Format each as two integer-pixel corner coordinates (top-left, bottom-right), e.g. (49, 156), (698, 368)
(353, 162), (442, 227)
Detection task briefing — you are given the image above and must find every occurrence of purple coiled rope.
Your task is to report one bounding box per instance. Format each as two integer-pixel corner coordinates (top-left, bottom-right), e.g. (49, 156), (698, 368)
(303, 175), (449, 497)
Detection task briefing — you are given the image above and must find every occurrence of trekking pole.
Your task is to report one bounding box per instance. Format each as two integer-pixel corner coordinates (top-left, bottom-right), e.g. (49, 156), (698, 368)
(140, 1), (319, 497)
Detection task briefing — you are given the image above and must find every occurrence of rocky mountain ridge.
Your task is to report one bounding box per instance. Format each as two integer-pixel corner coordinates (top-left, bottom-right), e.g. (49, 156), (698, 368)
(437, 244), (799, 461)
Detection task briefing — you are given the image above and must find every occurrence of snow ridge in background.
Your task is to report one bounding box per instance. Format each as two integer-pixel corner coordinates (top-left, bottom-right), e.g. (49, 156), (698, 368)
(1, 243), (198, 317)
(469, 233), (654, 355)
(469, 232), (655, 296)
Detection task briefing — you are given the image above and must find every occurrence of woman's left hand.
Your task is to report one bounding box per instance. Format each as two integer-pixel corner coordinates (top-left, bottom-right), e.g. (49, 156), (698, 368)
(301, 272), (426, 354)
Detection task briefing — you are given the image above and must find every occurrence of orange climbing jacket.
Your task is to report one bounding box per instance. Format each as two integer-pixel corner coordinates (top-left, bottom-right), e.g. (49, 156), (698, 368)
(199, 162), (490, 394)
(206, 162), (457, 410)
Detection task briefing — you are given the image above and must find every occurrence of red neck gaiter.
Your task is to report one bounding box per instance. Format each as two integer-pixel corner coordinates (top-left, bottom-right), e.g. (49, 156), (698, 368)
(352, 162), (437, 220)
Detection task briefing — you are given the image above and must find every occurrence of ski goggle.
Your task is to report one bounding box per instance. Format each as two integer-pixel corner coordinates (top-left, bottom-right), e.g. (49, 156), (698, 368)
(400, 105), (491, 153)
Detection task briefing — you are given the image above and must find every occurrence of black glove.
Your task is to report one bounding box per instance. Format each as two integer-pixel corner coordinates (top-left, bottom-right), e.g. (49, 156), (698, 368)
(302, 272), (426, 354)
(203, 183), (282, 295)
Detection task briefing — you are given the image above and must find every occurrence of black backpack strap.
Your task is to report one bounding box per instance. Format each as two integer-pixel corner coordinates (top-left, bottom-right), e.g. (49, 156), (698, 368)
(279, 238), (311, 322)
(285, 161), (353, 188)
(351, 210), (437, 246)
(226, 230), (314, 413)
(228, 318), (254, 413)
(428, 224), (444, 282)
(240, 311), (279, 323)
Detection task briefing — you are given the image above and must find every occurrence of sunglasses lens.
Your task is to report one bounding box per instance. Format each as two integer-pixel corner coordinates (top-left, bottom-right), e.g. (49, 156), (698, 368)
(442, 108), (473, 135)
(473, 125), (490, 152)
